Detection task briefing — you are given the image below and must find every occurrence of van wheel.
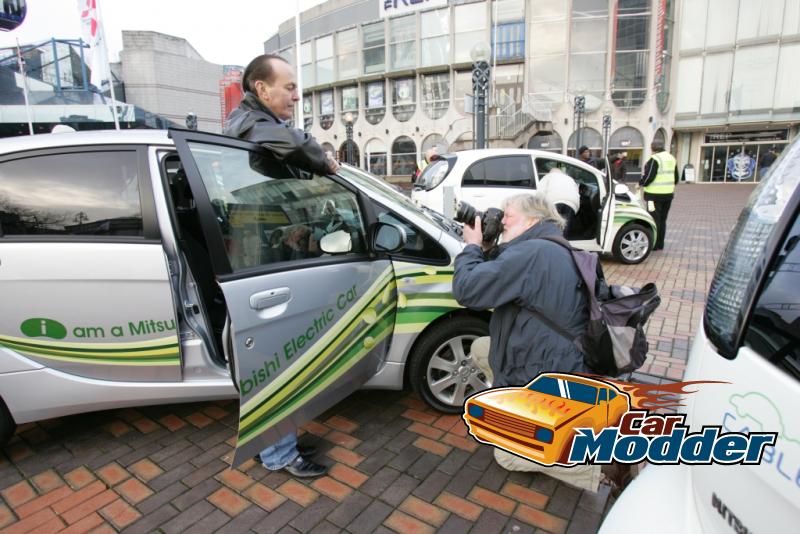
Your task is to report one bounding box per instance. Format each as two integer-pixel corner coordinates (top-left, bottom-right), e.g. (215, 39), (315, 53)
(0, 398), (16, 447)
(612, 223), (652, 264)
(409, 317), (490, 413)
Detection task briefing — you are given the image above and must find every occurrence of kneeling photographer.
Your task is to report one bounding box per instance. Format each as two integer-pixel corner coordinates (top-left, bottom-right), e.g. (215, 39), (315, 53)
(453, 193), (603, 490)
(453, 193), (590, 387)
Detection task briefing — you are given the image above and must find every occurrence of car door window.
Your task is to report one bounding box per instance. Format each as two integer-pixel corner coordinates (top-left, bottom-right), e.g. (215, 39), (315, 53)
(0, 151), (143, 237)
(186, 142), (367, 271)
(536, 157), (600, 196)
(375, 207), (449, 263)
(462, 156), (534, 188)
(744, 212), (800, 381)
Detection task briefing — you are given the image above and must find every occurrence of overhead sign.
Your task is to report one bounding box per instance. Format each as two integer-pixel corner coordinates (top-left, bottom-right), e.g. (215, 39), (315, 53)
(380, 0), (447, 19)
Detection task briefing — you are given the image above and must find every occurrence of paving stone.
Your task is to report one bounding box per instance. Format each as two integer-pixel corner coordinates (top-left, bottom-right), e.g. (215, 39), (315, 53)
(566, 507), (603, 534)
(360, 466), (401, 498)
(384, 429), (417, 454)
(438, 513), (475, 534)
(121, 503), (179, 534)
(214, 504), (268, 534)
(171, 478), (221, 511)
(386, 443), (424, 471)
(136, 481), (187, 515)
(149, 463), (196, 491)
(327, 491), (372, 528)
(545, 484), (582, 519)
(445, 465), (484, 498)
(356, 448), (396, 476)
(470, 509), (510, 534)
(379, 473), (419, 507)
(476, 459), (510, 492)
(346, 499), (393, 534)
(466, 445), (495, 471)
(407, 452), (443, 481)
(179, 509), (230, 534)
(437, 448), (471, 476)
(287, 495), (337, 532)
(412, 469), (451, 502)
(251, 500), (302, 534)
(159, 500), (215, 534)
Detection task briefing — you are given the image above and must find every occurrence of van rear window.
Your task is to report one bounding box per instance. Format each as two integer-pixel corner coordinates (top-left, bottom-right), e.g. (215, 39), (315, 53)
(705, 140), (800, 358)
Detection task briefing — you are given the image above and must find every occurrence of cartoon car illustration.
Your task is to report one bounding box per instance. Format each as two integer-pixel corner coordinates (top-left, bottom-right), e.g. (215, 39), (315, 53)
(464, 373), (630, 465)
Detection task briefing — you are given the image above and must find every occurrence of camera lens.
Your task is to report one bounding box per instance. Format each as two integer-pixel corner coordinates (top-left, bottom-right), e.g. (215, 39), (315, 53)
(454, 201), (478, 225)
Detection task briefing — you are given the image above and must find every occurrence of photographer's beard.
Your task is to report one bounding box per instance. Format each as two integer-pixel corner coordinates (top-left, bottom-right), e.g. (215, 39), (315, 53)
(499, 215), (539, 244)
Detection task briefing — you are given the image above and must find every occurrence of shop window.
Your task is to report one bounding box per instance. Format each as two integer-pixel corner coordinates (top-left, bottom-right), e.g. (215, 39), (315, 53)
(392, 78), (415, 122)
(391, 136), (416, 176)
(365, 81), (386, 125)
(340, 86), (358, 125)
(319, 90), (334, 130)
(365, 138), (387, 176)
(421, 73), (449, 120)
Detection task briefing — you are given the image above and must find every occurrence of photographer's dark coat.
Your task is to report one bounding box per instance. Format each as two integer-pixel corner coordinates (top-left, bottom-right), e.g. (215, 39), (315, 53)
(453, 221), (589, 387)
(224, 92), (330, 175)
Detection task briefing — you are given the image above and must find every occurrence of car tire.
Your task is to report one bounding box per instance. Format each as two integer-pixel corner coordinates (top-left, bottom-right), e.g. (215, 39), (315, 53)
(408, 316), (490, 413)
(612, 223), (653, 264)
(0, 398), (16, 447)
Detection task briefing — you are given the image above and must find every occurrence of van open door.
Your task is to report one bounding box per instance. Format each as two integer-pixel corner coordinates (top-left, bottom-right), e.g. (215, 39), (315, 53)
(169, 129), (397, 466)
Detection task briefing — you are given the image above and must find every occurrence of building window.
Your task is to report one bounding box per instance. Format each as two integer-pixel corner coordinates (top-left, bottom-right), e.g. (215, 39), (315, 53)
(699, 131), (788, 183)
(700, 52), (733, 115)
(421, 72), (449, 120)
(730, 44), (780, 112)
(454, 70), (472, 115)
(492, 0), (525, 61)
(319, 90), (334, 130)
(569, 0), (608, 109)
(363, 21), (385, 75)
(566, 127), (603, 157)
(392, 78), (415, 122)
(454, 2), (487, 63)
(341, 86), (358, 124)
(315, 35), (334, 86)
(675, 56), (703, 114)
(775, 43), (800, 110)
(527, 131), (563, 153)
(493, 64), (524, 108)
(0, 151), (143, 237)
(529, 0), (568, 106)
(365, 138), (387, 176)
(421, 8), (449, 67)
(391, 136), (416, 176)
(389, 14), (416, 71)
(337, 28), (359, 80)
(365, 81), (386, 125)
(338, 140), (359, 167)
(612, 0), (650, 109)
(609, 126), (645, 179)
(301, 41), (313, 87)
(302, 94), (313, 130)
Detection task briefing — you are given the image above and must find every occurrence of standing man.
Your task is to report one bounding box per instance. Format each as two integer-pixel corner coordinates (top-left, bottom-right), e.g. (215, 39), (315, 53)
(224, 53), (333, 478)
(224, 54), (338, 176)
(639, 140), (678, 251)
(577, 145), (600, 169)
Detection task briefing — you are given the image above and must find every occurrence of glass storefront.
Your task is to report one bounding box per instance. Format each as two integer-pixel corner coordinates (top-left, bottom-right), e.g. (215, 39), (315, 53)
(698, 130), (788, 183)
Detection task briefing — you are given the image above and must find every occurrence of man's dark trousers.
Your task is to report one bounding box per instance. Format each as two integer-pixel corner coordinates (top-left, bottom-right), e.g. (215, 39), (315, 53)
(648, 197), (672, 250)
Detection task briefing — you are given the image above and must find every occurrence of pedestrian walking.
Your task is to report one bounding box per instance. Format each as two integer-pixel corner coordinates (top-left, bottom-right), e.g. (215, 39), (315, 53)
(639, 140), (678, 251)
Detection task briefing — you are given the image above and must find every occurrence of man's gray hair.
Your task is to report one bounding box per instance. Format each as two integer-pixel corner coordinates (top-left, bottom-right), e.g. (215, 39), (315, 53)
(502, 192), (565, 229)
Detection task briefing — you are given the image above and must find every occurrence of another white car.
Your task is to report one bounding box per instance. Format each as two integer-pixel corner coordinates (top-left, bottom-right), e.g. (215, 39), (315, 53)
(600, 137), (800, 533)
(412, 149), (657, 264)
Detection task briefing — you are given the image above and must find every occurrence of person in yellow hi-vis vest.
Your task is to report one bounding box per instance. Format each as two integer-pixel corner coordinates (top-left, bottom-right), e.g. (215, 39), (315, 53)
(639, 140), (678, 251)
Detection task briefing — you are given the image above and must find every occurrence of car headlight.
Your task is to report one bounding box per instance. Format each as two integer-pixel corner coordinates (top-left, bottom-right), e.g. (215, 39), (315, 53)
(534, 427), (553, 443)
(468, 404), (484, 419)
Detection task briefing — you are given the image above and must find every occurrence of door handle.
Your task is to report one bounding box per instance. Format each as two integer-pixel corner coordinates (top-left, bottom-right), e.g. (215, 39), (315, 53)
(250, 287), (291, 310)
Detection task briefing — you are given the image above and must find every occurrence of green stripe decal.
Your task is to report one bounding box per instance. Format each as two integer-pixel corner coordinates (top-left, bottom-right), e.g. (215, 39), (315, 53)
(0, 335), (180, 366)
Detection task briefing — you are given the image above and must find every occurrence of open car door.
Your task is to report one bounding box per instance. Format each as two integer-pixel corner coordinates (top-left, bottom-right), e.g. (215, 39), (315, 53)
(598, 156), (615, 249)
(169, 130), (397, 466)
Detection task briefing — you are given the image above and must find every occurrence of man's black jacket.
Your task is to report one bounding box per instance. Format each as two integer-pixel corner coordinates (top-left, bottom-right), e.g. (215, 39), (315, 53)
(224, 92), (330, 175)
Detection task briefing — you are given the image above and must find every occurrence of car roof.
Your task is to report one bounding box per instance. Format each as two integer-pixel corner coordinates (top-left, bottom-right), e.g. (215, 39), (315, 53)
(444, 148), (600, 171)
(0, 130), (173, 155)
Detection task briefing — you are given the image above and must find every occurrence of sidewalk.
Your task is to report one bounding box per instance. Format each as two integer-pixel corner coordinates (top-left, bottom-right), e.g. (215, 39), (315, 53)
(0, 183), (757, 533)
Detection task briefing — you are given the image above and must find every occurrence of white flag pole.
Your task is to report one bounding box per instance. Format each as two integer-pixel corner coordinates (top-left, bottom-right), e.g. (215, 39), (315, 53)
(16, 39), (34, 136)
(295, 0), (304, 129)
(95, 0), (120, 130)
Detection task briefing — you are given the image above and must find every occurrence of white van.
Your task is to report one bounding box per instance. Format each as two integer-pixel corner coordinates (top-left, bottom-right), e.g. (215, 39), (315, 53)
(0, 129), (491, 465)
(600, 137), (800, 532)
(412, 149), (657, 264)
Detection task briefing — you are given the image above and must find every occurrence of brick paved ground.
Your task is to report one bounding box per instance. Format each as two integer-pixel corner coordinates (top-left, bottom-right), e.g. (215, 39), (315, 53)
(0, 184), (756, 534)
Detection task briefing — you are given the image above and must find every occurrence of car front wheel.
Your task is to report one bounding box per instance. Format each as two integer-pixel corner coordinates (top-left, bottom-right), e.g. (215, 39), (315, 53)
(612, 223), (653, 264)
(409, 317), (490, 413)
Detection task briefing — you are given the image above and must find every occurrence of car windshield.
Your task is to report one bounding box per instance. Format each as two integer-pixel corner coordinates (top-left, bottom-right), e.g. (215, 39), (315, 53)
(337, 165), (462, 237)
(527, 376), (598, 405)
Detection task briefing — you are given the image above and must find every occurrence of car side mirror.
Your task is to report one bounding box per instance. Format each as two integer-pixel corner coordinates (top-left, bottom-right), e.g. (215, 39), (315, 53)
(319, 230), (352, 254)
(372, 222), (406, 253)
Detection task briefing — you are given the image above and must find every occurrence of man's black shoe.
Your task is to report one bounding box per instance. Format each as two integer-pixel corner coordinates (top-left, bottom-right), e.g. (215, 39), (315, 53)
(283, 456), (328, 478)
(297, 444), (317, 457)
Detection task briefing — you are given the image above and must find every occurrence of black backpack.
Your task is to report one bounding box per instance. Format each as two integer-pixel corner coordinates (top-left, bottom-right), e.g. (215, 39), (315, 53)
(524, 235), (661, 377)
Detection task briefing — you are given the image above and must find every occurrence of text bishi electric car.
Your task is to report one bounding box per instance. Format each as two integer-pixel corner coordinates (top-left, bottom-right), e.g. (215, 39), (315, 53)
(0, 129), (491, 464)
(464, 373), (630, 465)
(412, 149), (657, 264)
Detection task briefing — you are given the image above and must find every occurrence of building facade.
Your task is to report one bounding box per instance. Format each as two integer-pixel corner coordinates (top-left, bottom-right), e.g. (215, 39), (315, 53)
(673, 0), (800, 183)
(264, 0), (678, 181)
(120, 31), (224, 133)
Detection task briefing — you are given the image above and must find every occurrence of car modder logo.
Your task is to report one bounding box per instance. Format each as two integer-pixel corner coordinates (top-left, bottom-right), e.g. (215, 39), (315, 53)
(462, 372), (777, 467)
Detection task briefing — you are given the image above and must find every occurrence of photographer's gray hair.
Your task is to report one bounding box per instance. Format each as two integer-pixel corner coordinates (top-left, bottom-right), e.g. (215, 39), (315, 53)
(502, 193), (566, 229)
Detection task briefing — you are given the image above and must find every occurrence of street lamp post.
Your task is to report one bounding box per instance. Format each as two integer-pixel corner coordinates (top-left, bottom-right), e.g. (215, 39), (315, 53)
(602, 111), (612, 159)
(344, 112), (355, 166)
(471, 42), (491, 150)
(572, 96), (585, 154)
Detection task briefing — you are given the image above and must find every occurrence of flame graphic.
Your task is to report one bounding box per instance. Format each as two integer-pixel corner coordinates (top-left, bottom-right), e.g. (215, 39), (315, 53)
(587, 375), (729, 410)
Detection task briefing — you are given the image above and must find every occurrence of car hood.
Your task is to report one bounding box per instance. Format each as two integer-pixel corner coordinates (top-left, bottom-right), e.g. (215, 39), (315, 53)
(474, 388), (594, 428)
